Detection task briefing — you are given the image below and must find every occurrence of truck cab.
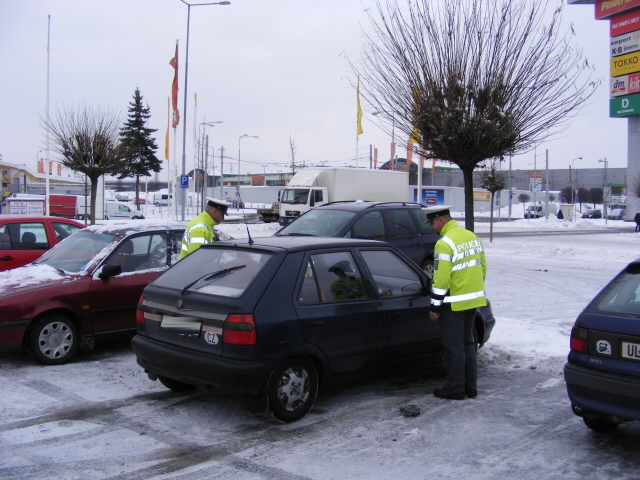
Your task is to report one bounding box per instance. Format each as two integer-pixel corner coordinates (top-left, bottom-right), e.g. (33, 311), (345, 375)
(279, 187), (327, 225)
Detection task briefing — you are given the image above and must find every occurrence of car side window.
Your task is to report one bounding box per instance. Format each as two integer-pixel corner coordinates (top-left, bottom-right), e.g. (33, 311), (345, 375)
(385, 209), (418, 238)
(301, 252), (370, 304)
(298, 261), (321, 305)
(5, 223), (49, 250)
(52, 222), (82, 242)
(106, 234), (167, 272)
(351, 211), (385, 240)
(0, 226), (13, 250)
(360, 250), (424, 297)
(410, 209), (436, 235)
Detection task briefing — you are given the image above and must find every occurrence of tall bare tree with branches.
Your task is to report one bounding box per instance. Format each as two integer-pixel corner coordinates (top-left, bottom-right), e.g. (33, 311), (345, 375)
(479, 159), (507, 242)
(353, 0), (598, 231)
(43, 105), (122, 224)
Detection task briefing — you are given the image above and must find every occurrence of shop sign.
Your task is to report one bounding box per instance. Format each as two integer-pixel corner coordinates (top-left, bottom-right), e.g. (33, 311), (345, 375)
(597, 0), (640, 20)
(611, 31), (640, 56)
(610, 92), (640, 116)
(611, 50), (640, 76)
(610, 9), (640, 37)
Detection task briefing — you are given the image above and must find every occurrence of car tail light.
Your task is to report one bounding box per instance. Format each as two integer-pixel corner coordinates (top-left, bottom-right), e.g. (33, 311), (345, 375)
(570, 326), (588, 353)
(136, 296), (145, 324)
(223, 314), (257, 345)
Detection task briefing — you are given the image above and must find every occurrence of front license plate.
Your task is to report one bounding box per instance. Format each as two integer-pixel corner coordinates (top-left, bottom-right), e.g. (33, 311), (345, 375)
(621, 341), (640, 361)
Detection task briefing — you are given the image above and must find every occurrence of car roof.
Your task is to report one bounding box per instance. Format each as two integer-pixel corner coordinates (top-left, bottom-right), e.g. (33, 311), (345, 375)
(0, 215), (84, 225)
(314, 201), (425, 212)
(211, 235), (387, 253)
(83, 220), (186, 236)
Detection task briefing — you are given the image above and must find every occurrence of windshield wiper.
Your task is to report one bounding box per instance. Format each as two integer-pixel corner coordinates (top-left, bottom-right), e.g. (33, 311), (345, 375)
(279, 232), (316, 237)
(181, 265), (246, 295)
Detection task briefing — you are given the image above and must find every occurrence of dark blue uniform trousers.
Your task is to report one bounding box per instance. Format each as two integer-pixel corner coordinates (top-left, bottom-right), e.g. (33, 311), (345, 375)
(438, 308), (477, 394)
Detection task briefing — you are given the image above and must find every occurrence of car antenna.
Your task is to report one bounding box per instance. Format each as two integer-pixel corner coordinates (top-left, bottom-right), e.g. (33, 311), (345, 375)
(237, 194), (254, 245)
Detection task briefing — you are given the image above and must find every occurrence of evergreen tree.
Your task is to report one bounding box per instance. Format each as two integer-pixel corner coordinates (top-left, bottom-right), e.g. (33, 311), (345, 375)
(118, 88), (161, 207)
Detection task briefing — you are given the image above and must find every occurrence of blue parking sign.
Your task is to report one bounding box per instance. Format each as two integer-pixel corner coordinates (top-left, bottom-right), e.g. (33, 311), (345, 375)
(180, 175), (189, 188)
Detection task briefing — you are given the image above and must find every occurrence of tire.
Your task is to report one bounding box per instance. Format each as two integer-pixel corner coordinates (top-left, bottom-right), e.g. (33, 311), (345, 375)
(267, 357), (318, 423)
(583, 416), (619, 433)
(28, 315), (78, 365)
(158, 375), (197, 392)
(421, 258), (434, 290)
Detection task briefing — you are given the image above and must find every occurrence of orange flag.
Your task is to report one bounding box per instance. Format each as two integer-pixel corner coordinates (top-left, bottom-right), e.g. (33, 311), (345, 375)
(170, 42), (180, 128)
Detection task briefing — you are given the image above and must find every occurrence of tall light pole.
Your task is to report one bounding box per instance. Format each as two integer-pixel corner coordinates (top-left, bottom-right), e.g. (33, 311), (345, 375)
(198, 121), (222, 209)
(599, 158), (608, 223)
(179, 0), (230, 221)
(237, 134), (258, 204)
(372, 110), (396, 170)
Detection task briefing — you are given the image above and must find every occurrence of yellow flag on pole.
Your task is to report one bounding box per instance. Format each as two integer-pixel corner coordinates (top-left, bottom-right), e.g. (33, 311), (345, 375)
(356, 77), (363, 135)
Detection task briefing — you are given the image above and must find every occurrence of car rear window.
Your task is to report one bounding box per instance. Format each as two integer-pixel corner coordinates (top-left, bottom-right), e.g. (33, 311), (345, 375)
(154, 248), (272, 298)
(591, 265), (640, 316)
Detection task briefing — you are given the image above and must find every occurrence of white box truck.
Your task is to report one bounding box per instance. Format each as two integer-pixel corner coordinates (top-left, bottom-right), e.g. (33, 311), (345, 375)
(277, 168), (409, 225)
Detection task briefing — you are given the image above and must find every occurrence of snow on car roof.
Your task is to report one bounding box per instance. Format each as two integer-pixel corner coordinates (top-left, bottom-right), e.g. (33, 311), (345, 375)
(85, 220), (187, 236)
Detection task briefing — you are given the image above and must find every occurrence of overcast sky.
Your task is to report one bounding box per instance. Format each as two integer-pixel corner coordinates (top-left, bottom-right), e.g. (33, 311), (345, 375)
(0, 0), (625, 184)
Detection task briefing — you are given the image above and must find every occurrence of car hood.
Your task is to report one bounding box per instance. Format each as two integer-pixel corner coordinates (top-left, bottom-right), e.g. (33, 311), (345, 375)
(0, 264), (81, 297)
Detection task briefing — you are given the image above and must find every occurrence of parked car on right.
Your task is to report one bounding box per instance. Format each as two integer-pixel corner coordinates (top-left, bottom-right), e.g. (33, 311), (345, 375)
(564, 258), (640, 432)
(581, 209), (602, 219)
(607, 208), (626, 220)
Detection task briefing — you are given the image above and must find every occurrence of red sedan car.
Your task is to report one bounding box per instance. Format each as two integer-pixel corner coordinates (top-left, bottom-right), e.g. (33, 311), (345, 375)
(0, 215), (84, 271)
(0, 221), (185, 365)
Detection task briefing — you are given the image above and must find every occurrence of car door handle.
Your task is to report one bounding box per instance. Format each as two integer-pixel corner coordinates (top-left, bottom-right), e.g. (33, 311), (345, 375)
(312, 320), (324, 328)
(0, 256), (13, 261)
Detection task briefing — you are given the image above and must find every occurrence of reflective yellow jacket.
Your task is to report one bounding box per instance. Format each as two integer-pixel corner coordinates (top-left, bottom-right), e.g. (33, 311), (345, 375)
(179, 210), (219, 259)
(431, 220), (487, 312)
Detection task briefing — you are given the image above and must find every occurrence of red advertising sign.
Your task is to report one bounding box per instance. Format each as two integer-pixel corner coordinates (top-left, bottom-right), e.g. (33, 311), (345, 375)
(596, 0), (640, 20)
(531, 170), (543, 179)
(611, 9), (640, 37)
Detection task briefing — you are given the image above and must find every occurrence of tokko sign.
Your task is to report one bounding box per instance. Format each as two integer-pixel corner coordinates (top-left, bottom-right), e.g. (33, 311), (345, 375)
(611, 31), (640, 57)
(610, 9), (640, 37)
(610, 50), (640, 76)
(610, 73), (640, 96)
(610, 92), (640, 116)
(596, 0), (640, 20)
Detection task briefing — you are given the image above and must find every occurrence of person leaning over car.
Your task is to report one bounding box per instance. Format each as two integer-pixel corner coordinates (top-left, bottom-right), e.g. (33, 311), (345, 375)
(179, 197), (231, 259)
(425, 206), (487, 401)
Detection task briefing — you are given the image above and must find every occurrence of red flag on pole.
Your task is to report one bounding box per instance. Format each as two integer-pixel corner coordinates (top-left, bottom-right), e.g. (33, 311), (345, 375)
(170, 42), (180, 128)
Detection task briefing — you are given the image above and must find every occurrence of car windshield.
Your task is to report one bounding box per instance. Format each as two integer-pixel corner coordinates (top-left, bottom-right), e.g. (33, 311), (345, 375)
(591, 263), (640, 316)
(34, 229), (118, 274)
(277, 209), (356, 237)
(154, 247), (272, 298)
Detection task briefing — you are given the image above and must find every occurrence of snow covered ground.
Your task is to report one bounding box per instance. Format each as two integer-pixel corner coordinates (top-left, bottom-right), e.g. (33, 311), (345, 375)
(0, 210), (639, 479)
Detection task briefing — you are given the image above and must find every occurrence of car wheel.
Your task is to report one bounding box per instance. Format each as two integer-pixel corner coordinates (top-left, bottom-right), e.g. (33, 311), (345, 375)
(421, 258), (434, 289)
(28, 315), (78, 365)
(583, 416), (618, 433)
(158, 375), (197, 392)
(267, 357), (318, 423)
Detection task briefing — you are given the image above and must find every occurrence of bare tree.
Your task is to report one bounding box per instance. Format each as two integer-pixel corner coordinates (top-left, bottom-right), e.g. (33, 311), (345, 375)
(354, 0), (597, 231)
(289, 135), (298, 175)
(627, 172), (640, 205)
(518, 192), (530, 217)
(44, 105), (122, 224)
(479, 160), (507, 242)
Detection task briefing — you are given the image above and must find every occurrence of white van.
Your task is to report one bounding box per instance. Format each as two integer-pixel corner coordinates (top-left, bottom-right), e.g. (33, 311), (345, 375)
(104, 201), (144, 220)
(525, 202), (558, 219)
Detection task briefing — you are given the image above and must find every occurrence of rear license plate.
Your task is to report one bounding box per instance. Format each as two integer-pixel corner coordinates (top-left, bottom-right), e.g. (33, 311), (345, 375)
(621, 341), (640, 361)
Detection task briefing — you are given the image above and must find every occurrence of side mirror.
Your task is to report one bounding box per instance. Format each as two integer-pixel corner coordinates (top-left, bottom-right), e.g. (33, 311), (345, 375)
(99, 264), (122, 279)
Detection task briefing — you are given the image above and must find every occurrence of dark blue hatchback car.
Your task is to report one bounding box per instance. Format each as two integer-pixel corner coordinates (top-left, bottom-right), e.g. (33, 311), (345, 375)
(564, 258), (640, 432)
(132, 236), (495, 422)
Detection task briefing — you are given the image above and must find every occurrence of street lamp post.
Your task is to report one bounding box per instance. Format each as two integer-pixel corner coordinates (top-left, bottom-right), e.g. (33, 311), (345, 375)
(179, 0), (230, 221)
(599, 158), (608, 223)
(570, 156), (583, 222)
(198, 121), (222, 209)
(372, 110), (396, 170)
(237, 134), (258, 205)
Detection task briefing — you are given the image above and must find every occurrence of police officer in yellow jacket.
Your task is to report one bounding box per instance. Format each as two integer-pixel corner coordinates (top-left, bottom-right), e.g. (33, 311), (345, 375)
(425, 206), (487, 400)
(179, 197), (231, 259)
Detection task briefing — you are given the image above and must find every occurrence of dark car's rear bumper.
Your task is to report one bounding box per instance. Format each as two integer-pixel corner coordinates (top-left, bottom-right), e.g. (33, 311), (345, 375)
(564, 362), (640, 421)
(131, 334), (274, 396)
